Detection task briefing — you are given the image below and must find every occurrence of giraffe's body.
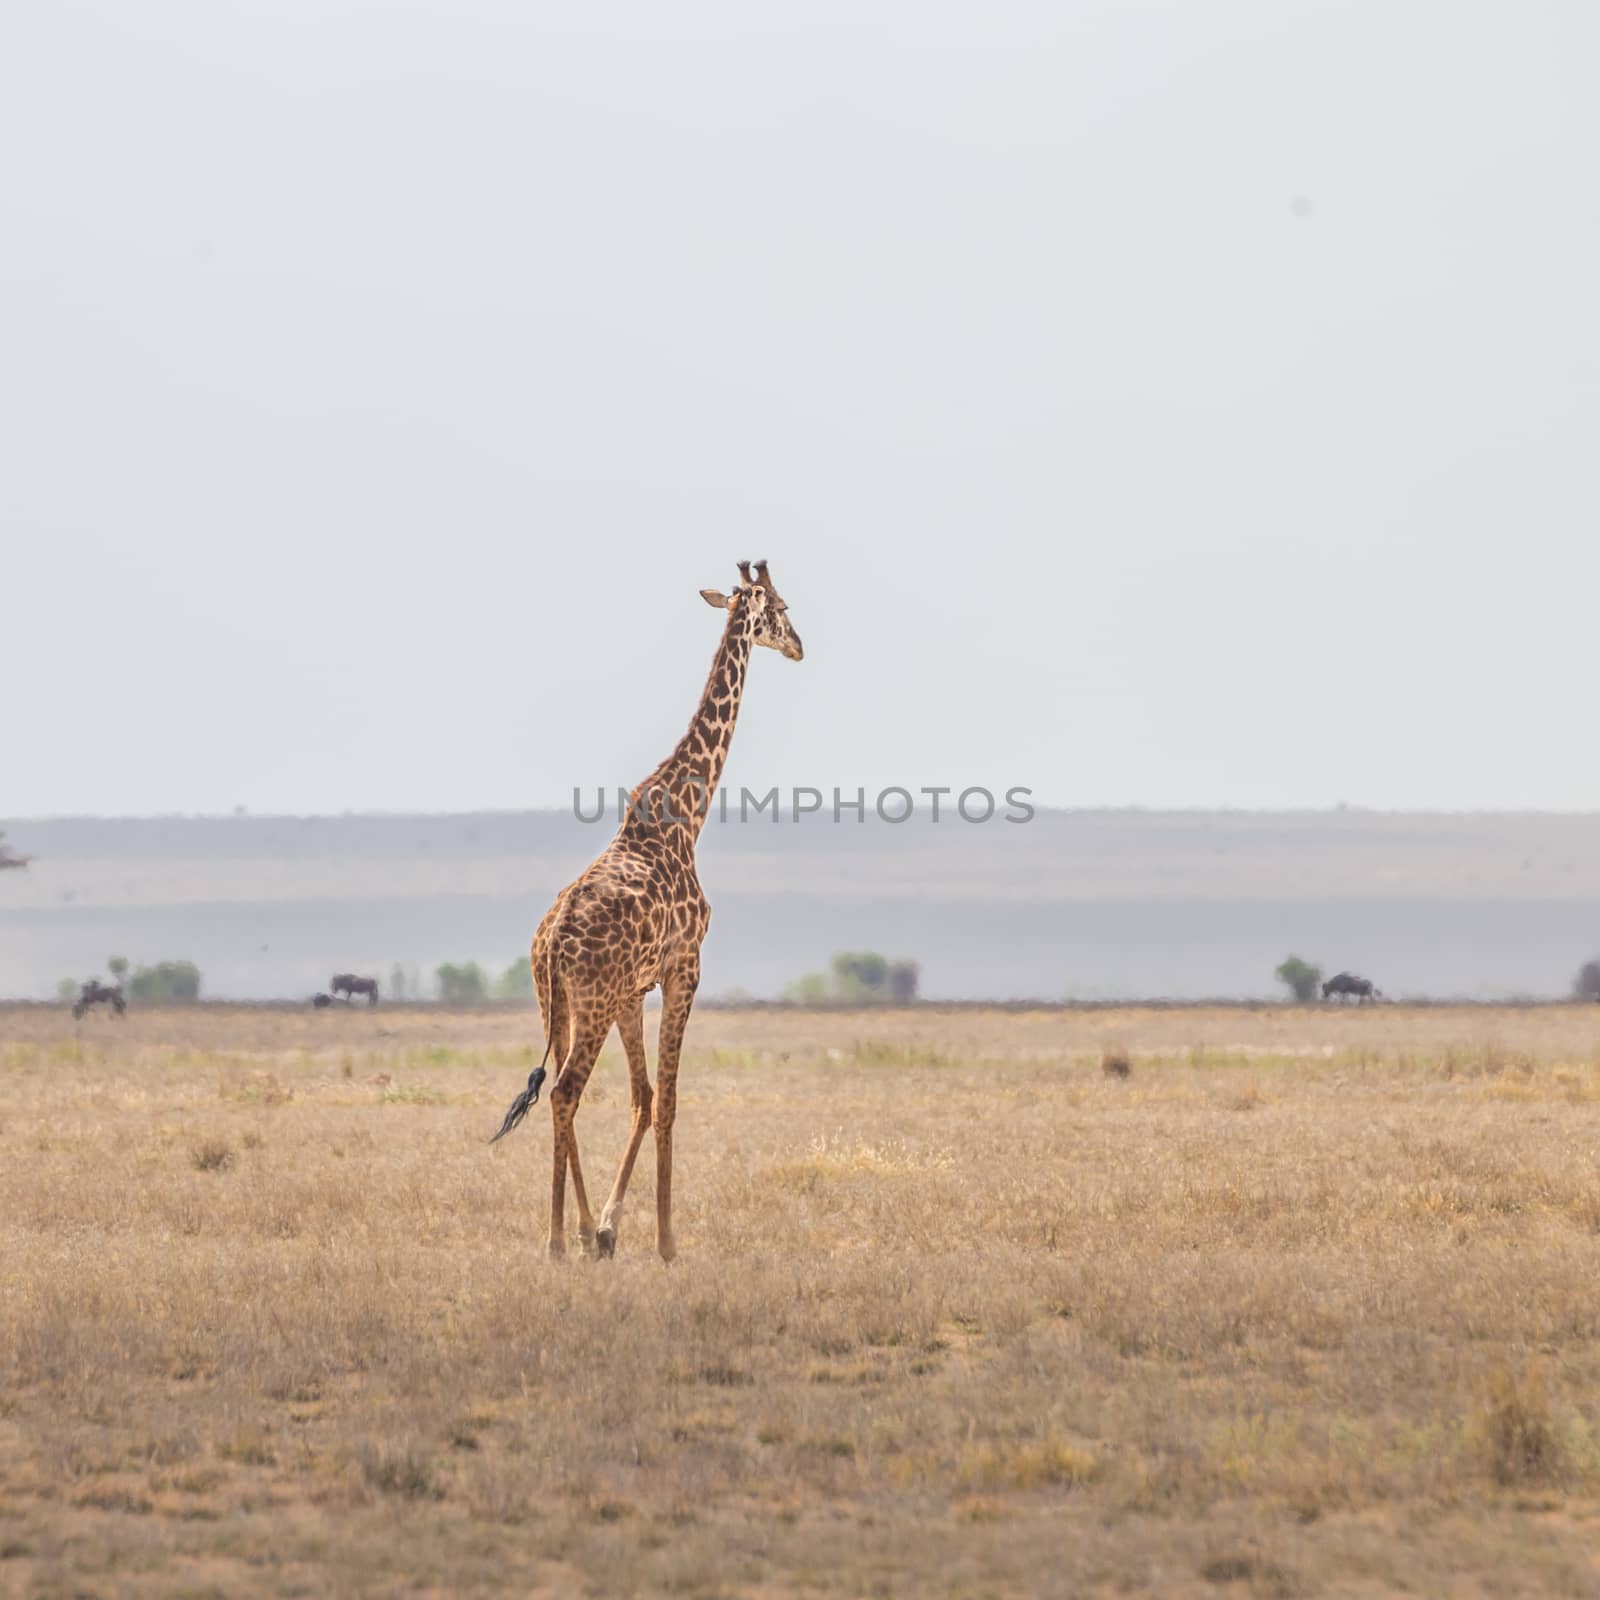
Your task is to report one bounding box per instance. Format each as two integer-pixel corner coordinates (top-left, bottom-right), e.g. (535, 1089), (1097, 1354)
(495, 561), (803, 1261)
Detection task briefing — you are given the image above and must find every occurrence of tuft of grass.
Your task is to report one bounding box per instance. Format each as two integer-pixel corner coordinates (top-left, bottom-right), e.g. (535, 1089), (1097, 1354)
(699, 1047), (765, 1069)
(188, 1137), (234, 1173)
(958, 1439), (1098, 1491)
(446, 1413), (493, 1452)
(381, 1083), (448, 1106)
(848, 1038), (956, 1068)
(1200, 1554), (1255, 1583)
(1199, 1552), (1295, 1594)
(1473, 1363), (1567, 1487)
(1101, 1047), (1131, 1079)
(362, 1441), (442, 1500)
(697, 1365), (754, 1388)
(811, 1435), (856, 1459)
(765, 1134), (953, 1191)
(215, 1431), (275, 1466)
(219, 1073), (292, 1106)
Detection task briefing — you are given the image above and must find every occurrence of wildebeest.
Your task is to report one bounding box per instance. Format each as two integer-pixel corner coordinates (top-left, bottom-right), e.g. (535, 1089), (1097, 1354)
(72, 980), (126, 1019)
(331, 974), (379, 1005)
(312, 992), (334, 1009)
(1322, 972), (1380, 1003)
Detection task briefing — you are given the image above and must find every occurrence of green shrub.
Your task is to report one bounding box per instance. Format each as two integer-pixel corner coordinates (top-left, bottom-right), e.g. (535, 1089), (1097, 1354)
(129, 961), (202, 1003)
(496, 958), (535, 999)
(785, 952), (920, 1005)
(436, 962), (488, 1004)
(1274, 955), (1322, 1004)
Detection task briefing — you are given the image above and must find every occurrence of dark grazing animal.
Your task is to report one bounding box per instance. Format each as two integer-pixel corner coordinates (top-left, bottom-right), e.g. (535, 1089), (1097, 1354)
(1322, 972), (1380, 1004)
(330, 974), (379, 1006)
(312, 992), (334, 1009)
(72, 980), (126, 1020)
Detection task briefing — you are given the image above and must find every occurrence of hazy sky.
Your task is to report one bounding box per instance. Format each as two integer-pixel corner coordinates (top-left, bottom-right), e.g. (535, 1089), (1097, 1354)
(4, 2), (1596, 817)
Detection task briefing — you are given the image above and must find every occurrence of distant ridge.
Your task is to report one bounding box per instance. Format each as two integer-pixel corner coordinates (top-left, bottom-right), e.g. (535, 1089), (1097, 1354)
(4, 810), (1599, 1002)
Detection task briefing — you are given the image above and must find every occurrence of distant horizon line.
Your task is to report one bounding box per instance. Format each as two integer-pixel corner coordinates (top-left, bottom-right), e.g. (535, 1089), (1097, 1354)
(7, 803), (1600, 825)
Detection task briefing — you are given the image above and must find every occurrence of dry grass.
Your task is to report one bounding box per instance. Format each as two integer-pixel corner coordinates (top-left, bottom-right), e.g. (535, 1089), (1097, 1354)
(3, 1002), (1600, 1597)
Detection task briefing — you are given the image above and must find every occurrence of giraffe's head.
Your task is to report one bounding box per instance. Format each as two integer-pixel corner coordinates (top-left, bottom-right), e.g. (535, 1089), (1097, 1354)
(700, 560), (804, 661)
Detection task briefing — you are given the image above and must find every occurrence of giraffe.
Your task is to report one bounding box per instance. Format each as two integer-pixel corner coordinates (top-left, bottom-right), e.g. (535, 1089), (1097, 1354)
(492, 559), (804, 1261)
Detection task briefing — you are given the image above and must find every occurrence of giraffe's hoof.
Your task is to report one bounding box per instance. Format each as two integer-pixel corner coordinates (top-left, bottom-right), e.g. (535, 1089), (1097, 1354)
(546, 1239), (566, 1262)
(577, 1227), (598, 1260)
(657, 1235), (677, 1264)
(595, 1226), (616, 1259)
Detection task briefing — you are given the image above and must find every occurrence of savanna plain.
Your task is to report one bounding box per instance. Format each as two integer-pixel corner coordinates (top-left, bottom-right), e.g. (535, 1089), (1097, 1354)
(3, 1002), (1600, 1598)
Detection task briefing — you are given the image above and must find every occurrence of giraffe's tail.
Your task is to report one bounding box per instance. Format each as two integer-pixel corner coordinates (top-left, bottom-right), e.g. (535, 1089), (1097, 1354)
(490, 915), (566, 1143)
(489, 1051), (549, 1143)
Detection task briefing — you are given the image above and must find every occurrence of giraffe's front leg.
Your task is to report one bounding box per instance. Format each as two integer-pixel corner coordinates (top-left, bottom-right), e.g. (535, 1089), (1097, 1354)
(567, 1121), (598, 1257)
(654, 959), (700, 1263)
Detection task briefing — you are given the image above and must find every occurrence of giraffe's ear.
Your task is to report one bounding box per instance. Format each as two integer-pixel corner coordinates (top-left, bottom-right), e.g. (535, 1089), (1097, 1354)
(700, 589), (730, 610)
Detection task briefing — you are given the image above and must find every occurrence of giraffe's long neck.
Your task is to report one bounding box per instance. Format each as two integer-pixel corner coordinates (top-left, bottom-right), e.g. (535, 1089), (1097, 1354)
(623, 601), (755, 846)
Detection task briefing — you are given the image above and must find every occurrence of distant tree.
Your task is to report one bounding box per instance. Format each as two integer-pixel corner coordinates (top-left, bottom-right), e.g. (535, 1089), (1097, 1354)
(389, 963), (408, 1002)
(1574, 959), (1600, 1001)
(436, 961), (488, 1004)
(56, 978), (79, 1003)
(0, 832), (31, 870)
(783, 973), (830, 1005)
(886, 960), (920, 1003)
(1275, 954), (1323, 1003)
(129, 960), (202, 1002)
(496, 958), (535, 1000)
(784, 953), (920, 1005)
(832, 952), (889, 997)
(108, 956), (129, 986)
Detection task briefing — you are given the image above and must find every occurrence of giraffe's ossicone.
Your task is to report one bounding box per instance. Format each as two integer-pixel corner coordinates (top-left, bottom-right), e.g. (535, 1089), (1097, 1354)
(492, 560), (804, 1262)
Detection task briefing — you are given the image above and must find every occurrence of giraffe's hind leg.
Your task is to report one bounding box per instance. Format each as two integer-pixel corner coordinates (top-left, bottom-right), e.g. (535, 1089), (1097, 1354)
(597, 998), (653, 1258)
(547, 1022), (607, 1260)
